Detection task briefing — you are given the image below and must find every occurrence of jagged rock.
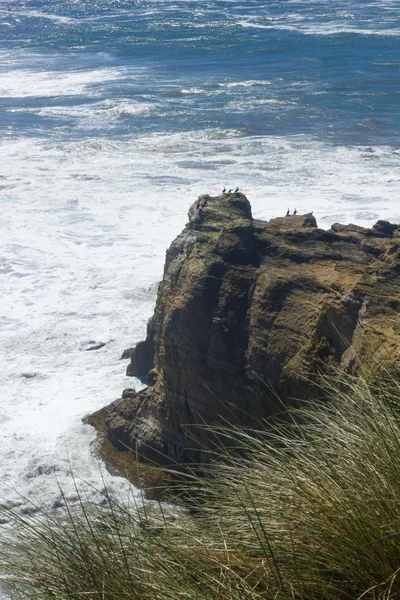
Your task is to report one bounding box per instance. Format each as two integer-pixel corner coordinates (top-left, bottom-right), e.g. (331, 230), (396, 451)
(126, 317), (155, 377)
(330, 223), (369, 234)
(369, 220), (398, 238)
(81, 341), (106, 352)
(87, 193), (400, 466)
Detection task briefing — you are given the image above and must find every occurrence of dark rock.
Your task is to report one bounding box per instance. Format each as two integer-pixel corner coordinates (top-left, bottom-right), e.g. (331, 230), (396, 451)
(126, 317), (155, 377)
(331, 223), (369, 234)
(81, 341), (106, 352)
(368, 220), (399, 238)
(122, 388), (136, 399)
(87, 195), (400, 467)
(120, 347), (135, 360)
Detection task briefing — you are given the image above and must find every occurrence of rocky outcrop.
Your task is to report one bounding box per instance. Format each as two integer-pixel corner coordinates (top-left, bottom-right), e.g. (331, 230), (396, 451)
(87, 193), (400, 466)
(125, 317), (155, 377)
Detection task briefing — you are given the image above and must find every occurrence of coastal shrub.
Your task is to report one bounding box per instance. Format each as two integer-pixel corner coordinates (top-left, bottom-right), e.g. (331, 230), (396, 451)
(2, 372), (400, 599)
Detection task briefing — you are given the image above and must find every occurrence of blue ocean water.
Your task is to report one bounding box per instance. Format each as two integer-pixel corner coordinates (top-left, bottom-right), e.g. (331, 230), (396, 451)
(0, 0), (399, 531)
(1, 0), (400, 145)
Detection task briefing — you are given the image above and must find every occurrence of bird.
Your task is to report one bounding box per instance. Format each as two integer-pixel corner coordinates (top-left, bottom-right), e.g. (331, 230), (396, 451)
(222, 187), (226, 193)
(234, 186), (239, 193)
(294, 208), (297, 215)
(286, 209), (290, 216)
(228, 189), (233, 193)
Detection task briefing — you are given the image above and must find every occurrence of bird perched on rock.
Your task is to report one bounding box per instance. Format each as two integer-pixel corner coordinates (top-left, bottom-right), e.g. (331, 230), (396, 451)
(234, 186), (239, 193)
(228, 189), (233, 193)
(294, 208), (297, 215)
(286, 209), (290, 216)
(222, 187), (226, 193)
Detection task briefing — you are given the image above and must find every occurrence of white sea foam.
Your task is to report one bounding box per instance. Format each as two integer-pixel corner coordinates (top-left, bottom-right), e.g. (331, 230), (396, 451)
(181, 87), (207, 94)
(0, 128), (399, 522)
(218, 80), (272, 88)
(237, 18), (400, 36)
(36, 99), (155, 129)
(13, 9), (76, 24)
(0, 67), (124, 98)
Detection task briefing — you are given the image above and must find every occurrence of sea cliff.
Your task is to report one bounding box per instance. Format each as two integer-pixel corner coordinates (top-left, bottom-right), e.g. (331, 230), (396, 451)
(87, 193), (400, 465)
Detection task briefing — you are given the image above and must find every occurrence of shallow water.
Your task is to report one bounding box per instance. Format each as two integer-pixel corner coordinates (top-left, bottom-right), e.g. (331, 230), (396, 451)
(0, 0), (399, 521)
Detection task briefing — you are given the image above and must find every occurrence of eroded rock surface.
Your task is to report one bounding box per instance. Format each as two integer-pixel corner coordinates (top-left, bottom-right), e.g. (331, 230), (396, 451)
(87, 193), (400, 465)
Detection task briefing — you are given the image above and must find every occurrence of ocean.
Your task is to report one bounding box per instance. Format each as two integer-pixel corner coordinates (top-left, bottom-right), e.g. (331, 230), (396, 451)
(0, 0), (399, 521)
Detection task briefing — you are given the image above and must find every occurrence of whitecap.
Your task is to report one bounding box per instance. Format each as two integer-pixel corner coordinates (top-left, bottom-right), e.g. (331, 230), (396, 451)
(13, 9), (76, 24)
(180, 87), (207, 94)
(37, 99), (155, 128)
(237, 18), (400, 37)
(0, 67), (124, 99)
(218, 79), (272, 88)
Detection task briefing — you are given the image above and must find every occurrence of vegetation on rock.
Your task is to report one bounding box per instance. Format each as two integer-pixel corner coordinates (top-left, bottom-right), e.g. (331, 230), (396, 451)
(4, 196), (398, 599)
(88, 193), (400, 465)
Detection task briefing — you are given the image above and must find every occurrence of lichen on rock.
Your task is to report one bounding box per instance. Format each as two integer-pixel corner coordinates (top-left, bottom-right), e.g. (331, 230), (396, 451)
(86, 193), (400, 467)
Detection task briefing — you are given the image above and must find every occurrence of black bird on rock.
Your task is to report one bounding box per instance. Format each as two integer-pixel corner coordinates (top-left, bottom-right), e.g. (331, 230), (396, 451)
(222, 187), (226, 193)
(234, 186), (239, 193)
(286, 208), (290, 216)
(228, 189), (233, 193)
(294, 208), (297, 215)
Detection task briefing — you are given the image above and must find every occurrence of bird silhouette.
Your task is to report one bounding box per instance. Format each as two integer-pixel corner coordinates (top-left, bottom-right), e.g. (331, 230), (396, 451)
(234, 186), (239, 193)
(228, 189), (233, 193)
(286, 209), (290, 216)
(222, 187), (226, 193)
(294, 208), (297, 215)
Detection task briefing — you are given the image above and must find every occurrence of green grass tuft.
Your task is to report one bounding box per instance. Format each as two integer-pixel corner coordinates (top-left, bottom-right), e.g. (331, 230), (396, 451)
(2, 371), (400, 599)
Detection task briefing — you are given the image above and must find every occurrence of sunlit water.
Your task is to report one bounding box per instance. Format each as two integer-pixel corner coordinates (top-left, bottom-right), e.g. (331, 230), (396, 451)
(0, 0), (399, 528)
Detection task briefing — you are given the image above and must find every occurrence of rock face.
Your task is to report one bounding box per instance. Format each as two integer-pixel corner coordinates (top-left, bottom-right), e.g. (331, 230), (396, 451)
(88, 194), (400, 465)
